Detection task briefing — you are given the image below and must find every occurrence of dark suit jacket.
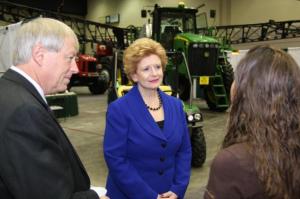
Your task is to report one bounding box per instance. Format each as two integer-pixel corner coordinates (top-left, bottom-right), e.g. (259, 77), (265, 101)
(104, 85), (192, 199)
(0, 69), (98, 199)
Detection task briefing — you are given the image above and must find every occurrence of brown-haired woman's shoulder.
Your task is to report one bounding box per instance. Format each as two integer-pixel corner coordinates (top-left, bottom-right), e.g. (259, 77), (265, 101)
(204, 143), (266, 199)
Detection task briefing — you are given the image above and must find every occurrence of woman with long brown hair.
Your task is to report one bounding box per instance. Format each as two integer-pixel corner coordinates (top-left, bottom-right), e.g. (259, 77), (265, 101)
(204, 45), (300, 199)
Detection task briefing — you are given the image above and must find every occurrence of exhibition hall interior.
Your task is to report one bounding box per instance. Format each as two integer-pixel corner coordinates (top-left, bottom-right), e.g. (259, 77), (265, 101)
(1, 0), (300, 198)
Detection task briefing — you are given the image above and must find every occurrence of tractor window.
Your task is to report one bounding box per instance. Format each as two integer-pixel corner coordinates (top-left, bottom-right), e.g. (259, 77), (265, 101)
(160, 12), (195, 34)
(184, 16), (195, 33)
(159, 11), (195, 50)
(196, 12), (208, 29)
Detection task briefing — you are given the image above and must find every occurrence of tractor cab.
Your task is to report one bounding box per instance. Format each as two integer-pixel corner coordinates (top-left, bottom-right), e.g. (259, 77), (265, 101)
(143, 3), (234, 111)
(152, 4), (196, 51)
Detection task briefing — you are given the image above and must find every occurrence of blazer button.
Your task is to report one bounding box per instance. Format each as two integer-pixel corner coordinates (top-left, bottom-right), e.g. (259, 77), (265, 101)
(161, 143), (167, 148)
(158, 170), (164, 175)
(160, 157), (165, 162)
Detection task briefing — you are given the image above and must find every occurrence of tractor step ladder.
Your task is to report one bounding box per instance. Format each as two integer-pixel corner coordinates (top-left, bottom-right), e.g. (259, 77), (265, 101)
(210, 75), (229, 108)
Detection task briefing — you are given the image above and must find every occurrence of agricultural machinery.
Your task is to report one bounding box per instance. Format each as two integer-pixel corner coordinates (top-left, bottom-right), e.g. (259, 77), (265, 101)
(148, 3), (234, 111)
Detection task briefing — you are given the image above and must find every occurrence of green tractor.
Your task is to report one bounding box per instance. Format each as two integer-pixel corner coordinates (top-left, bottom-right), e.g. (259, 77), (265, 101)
(146, 3), (234, 111)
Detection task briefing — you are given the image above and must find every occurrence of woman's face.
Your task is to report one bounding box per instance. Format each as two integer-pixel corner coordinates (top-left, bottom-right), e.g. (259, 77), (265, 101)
(131, 54), (163, 91)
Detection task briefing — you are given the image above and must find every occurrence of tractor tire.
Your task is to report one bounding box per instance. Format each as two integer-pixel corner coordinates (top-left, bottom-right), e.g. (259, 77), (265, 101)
(88, 68), (111, 95)
(221, 63), (234, 100)
(88, 81), (106, 95)
(204, 87), (228, 112)
(191, 127), (206, 167)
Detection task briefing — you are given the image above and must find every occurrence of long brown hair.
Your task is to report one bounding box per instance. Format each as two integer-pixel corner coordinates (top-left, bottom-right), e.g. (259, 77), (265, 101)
(223, 45), (300, 198)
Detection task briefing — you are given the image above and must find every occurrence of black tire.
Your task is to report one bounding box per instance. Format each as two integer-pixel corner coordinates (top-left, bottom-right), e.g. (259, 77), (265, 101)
(221, 62), (234, 100)
(203, 60), (233, 112)
(203, 87), (228, 112)
(88, 68), (111, 95)
(191, 127), (206, 167)
(88, 81), (106, 95)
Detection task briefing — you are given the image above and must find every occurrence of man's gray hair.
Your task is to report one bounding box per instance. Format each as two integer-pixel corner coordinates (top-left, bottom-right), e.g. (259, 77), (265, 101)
(12, 17), (79, 65)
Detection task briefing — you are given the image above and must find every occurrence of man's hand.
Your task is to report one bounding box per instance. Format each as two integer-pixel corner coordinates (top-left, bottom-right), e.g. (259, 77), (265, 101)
(158, 191), (178, 199)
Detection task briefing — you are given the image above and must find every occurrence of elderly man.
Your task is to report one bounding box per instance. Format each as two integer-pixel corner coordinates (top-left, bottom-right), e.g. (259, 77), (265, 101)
(0, 18), (108, 199)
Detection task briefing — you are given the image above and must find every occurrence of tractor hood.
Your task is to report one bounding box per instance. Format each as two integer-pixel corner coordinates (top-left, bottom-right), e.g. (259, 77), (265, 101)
(175, 33), (219, 44)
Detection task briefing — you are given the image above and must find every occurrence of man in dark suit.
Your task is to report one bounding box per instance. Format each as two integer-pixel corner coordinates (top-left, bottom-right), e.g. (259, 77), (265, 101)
(0, 18), (108, 199)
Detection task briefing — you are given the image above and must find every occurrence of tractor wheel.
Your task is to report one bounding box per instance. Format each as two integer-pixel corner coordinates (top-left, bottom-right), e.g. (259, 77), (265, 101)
(88, 81), (106, 95)
(178, 76), (190, 101)
(204, 87), (228, 112)
(221, 63), (234, 100)
(88, 68), (110, 95)
(191, 127), (206, 167)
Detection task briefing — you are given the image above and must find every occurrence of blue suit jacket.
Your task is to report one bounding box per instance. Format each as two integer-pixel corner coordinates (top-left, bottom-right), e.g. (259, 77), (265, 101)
(104, 85), (191, 199)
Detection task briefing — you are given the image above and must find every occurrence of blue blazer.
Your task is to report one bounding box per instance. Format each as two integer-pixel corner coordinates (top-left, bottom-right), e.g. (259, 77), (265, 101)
(104, 85), (191, 199)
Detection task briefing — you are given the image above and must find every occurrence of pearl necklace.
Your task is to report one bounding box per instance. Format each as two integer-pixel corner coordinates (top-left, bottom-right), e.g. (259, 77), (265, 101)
(145, 92), (162, 111)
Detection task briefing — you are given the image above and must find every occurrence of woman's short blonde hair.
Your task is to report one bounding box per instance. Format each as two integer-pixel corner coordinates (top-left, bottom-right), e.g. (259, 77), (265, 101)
(123, 38), (168, 82)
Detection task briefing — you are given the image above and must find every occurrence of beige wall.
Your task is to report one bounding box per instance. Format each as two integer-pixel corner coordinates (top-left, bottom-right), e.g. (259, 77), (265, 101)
(230, 0), (300, 49)
(86, 0), (300, 50)
(86, 0), (221, 28)
(230, 0), (300, 25)
(87, 0), (300, 27)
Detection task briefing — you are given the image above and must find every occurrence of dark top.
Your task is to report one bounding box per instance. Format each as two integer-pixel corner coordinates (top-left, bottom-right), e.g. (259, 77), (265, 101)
(0, 69), (98, 199)
(156, 120), (164, 130)
(204, 143), (267, 199)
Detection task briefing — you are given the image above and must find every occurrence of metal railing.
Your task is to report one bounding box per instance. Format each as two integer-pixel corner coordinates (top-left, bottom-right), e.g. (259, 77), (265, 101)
(197, 20), (300, 44)
(0, 1), (137, 52)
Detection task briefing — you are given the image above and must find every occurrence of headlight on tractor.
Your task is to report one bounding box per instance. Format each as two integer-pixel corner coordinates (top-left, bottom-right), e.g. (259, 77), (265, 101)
(187, 113), (202, 122)
(187, 115), (194, 122)
(194, 113), (202, 121)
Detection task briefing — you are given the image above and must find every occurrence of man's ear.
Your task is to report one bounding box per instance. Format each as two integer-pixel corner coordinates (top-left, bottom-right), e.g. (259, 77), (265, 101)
(31, 44), (45, 66)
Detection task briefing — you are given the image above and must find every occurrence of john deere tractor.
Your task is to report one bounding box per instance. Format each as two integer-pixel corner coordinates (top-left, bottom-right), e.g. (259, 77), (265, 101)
(146, 3), (234, 111)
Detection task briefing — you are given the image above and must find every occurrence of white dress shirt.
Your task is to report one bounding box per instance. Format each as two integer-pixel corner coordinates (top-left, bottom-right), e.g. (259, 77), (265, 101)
(10, 66), (47, 104)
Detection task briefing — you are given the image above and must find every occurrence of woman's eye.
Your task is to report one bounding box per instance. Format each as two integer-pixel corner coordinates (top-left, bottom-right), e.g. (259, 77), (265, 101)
(156, 65), (161, 69)
(143, 67), (149, 71)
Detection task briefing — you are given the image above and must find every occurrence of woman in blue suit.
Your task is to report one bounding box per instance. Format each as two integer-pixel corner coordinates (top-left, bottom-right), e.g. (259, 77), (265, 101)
(103, 38), (191, 199)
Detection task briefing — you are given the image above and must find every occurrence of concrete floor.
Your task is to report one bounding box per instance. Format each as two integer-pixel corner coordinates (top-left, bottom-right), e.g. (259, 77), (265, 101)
(61, 87), (228, 199)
